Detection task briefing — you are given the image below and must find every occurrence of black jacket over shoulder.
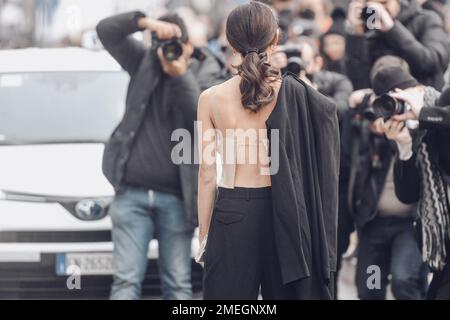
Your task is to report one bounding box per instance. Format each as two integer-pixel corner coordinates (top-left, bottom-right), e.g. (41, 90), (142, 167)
(267, 74), (340, 299)
(97, 11), (225, 229)
(346, 0), (450, 90)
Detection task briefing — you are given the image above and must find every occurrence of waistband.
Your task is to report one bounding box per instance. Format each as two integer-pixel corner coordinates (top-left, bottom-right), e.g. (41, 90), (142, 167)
(218, 187), (272, 200)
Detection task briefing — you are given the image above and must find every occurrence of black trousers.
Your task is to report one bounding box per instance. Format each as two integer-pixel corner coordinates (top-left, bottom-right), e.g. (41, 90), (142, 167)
(203, 187), (297, 300)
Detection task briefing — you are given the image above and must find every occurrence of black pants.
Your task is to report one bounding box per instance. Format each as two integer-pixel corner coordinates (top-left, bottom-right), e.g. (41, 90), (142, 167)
(356, 216), (428, 300)
(203, 187), (296, 300)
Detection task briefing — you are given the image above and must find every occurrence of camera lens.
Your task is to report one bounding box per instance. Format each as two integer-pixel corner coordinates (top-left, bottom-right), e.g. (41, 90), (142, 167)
(162, 40), (183, 62)
(373, 94), (406, 120)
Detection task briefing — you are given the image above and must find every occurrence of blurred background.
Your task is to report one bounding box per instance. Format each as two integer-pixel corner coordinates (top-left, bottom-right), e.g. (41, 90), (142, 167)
(1, 0), (449, 300)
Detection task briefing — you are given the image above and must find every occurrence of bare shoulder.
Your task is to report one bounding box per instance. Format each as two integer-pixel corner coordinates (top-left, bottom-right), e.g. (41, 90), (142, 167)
(198, 82), (222, 116)
(199, 77), (239, 108)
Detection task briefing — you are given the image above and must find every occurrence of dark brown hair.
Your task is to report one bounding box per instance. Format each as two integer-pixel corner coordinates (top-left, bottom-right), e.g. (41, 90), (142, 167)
(226, 1), (281, 112)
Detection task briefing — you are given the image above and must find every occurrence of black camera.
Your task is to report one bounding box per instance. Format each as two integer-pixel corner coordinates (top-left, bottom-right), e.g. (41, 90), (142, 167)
(151, 33), (184, 62)
(151, 32), (207, 63)
(279, 44), (307, 76)
(372, 94), (406, 121)
(360, 6), (378, 32)
(354, 93), (378, 123)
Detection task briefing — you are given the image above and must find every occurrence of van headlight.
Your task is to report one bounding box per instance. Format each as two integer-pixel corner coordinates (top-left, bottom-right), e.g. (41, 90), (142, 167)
(74, 199), (110, 221)
(0, 190), (6, 200)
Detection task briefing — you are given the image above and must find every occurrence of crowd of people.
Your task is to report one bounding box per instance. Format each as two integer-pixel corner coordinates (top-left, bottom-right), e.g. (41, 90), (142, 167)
(96, 0), (450, 300)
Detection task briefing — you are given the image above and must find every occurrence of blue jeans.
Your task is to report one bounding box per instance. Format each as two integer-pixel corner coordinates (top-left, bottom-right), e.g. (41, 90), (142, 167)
(109, 185), (194, 300)
(356, 216), (428, 300)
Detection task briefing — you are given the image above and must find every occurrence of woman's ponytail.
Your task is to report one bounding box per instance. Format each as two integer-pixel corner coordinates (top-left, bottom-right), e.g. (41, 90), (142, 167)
(237, 51), (280, 112)
(226, 1), (281, 112)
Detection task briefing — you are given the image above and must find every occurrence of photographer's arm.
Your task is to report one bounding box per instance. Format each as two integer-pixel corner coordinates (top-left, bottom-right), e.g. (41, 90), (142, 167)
(331, 73), (354, 116)
(419, 106), (450, 130)
(345, 1), (372, 89)
(96, 11), (147, 76)
(394, 155), (421, 204)
(384, 13), (450, 76)
(381, 119), (420, 204)
(345, 35), (372, 90)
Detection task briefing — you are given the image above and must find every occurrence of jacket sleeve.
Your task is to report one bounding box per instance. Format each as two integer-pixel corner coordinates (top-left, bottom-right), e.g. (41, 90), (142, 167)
(436, 131), (450, 175)
(306, 83), (340, 274)
(96, 11), (147, 77)
(384, 12), (450, 76)
(420, 106), (450, 130)
(330, 73), (354, 117)
(344, 34), (372, 90)
(394, 156), (421, 204)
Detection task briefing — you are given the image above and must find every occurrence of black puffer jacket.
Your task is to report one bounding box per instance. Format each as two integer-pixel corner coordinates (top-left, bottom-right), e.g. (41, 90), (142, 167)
(346, 0), (450, 90)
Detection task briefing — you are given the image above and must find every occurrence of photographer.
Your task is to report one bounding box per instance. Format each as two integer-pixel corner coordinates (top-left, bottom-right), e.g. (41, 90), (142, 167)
(285, 37), (354, 115)
(349, 64), (428, 300)
(381, 77), (450, 299)
(96, 11), (223, 300)
(346, 0), (450, 90)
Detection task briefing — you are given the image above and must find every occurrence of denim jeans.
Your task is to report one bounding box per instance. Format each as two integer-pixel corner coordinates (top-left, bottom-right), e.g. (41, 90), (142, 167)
(109, 185), (194, 300)
(356, 216), (428, 300)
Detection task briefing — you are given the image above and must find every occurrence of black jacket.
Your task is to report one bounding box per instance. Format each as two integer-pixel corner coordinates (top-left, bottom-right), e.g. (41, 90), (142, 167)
(267, 74), (340, 299)
(348, 128), (397, 229)
(314, 70), (354, 117)
(346, 0), (450, 90)
(97, 11), (225, 229)
(314, 70), (354, 177)
(394, 106), (450, 204)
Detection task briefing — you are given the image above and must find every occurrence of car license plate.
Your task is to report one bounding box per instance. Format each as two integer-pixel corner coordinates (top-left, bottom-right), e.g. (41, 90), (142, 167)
(56, 253), (113, 276)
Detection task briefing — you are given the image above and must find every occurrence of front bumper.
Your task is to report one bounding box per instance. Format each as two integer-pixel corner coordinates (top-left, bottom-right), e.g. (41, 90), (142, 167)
(0, 240), (202, 299)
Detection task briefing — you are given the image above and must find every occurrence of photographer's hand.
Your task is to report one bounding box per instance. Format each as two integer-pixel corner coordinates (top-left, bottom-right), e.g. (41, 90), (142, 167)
(367, 1), (394, 32)
(157, 44), (193, 77)
(348, 0), (365, 35)
(384, 119), (413, 160)
(349, 88), (374, 109)
(137, 17), (181, 40)
(390, 88), (425, 121)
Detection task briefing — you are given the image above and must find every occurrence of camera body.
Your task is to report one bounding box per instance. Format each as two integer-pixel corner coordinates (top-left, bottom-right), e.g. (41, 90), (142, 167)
(372, 94), (406, 121)
(360, 6), (372, 28)
(151, 32), (207, 63)
(354, 93), (378, 123)
(151, 32), (184, 62)
(279, 43), (307, 76)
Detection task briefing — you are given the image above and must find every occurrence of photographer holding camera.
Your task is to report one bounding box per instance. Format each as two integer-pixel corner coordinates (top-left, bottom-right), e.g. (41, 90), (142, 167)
(96, 11), (223, 300)
(346, 0), (450, 90)
(380, 76), (450, 299)
(348, 62), (429, 300)
(274, 37), (354, 114)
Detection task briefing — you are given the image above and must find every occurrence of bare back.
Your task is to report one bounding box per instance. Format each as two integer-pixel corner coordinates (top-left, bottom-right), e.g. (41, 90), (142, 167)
(207, 76), (281, 189)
